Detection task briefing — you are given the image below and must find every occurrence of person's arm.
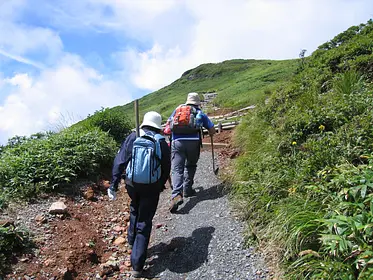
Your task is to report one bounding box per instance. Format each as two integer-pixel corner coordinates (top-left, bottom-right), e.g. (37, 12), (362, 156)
(202, 113), (216, 136)
(111, 132), (136, 191)
(168, 110), (176, 122)
(159, 139), (171, 188)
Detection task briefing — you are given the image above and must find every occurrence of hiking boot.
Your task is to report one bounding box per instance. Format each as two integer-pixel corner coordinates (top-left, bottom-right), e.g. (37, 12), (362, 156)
(184, 189), (197, 198)
(131, 270), (143, 278)
(169, 195), (183, 213)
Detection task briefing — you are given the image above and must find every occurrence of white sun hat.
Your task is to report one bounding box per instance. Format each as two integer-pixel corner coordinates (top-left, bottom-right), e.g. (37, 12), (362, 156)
(140, 111), (162, 130)
(186, 92), (201, 106)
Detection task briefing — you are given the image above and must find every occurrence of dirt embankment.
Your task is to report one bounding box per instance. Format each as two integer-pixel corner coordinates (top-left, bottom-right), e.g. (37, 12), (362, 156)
(2, 182), (135, 279)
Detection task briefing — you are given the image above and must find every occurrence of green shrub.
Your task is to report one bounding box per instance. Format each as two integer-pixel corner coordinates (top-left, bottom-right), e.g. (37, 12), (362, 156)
(0, 224), (31, 276)
(75, 107), (132, 143)
(0, 127), (117, 200)
(288, 161), (373, 279)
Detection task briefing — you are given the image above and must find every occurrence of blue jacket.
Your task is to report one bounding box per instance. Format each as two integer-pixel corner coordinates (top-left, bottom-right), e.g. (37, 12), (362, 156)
(111, 128), (171, 192)
(168, 105), (215, 141)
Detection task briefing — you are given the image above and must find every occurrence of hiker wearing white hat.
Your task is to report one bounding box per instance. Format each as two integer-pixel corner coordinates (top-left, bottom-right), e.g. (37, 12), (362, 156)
(185, 92), (201, 106)
(108, 111), (171, 278)
(167, 92), (215, 213)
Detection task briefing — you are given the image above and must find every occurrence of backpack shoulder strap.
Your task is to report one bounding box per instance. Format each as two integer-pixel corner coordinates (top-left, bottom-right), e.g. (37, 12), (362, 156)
(154, 133), (165, 141)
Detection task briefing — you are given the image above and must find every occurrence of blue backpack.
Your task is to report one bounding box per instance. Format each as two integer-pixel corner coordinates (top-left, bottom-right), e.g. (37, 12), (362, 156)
(126, 131), (164, 185)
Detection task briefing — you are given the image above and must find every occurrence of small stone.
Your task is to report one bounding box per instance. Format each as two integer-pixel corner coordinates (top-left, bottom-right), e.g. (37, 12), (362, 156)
(49, 201), (68, 214)
(84, 188), (95, 201)
(0, 219), (14, 227)
(156, 224), (163, 229)
(35, 214), (47, 224)
(44, 258), (55, 267)
(124, 260), (131, 267)
(113, 237), (126, 245)
(113, 226), (125, 232)
(56, 214), (65, 219)
(101, 180), (111, 189)
(119, 265), (129, 273)
(111, 217), (118, 223)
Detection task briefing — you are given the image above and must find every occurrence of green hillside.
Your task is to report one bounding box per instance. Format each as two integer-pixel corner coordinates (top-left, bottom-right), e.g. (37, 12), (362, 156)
(232, 20), (373, 278)
(95, 58), (298, 125)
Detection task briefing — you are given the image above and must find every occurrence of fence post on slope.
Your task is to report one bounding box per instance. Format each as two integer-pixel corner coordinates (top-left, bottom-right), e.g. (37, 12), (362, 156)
(135, 99), (140, 138)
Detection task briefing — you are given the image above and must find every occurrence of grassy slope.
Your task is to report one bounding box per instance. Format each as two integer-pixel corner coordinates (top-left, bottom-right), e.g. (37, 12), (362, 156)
(232, 20), (373, 278)
(105, 59), (297, 124)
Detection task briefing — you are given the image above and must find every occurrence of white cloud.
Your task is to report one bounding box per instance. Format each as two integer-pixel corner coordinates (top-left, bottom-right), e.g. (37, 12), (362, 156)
(90, 0), (372, 91)
(0, 55), (132, 143)
(123, 44), (187, 90)
(0, 0), (63, 65)
(0, 49), (45, 69)
(47, 0), (178, 32)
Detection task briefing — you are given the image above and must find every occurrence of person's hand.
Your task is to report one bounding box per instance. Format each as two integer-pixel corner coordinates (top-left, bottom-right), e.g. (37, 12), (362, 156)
(208, 127), (216, 136)
(107, 188), (117, 201)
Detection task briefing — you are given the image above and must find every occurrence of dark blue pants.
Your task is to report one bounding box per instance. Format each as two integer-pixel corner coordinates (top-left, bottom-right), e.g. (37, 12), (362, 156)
(126, 185), (160, 271)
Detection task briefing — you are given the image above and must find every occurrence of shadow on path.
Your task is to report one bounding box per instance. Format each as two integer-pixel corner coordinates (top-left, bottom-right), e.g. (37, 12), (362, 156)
(176, 183), (226, 215)
(143, 226), (215, 278)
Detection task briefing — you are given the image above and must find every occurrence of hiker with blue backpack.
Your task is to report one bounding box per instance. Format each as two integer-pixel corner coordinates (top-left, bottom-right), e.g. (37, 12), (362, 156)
(168, 92), (215, 213)
(108, 111), (171, 278)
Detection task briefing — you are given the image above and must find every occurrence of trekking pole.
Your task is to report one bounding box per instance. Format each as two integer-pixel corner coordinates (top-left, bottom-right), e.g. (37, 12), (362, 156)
(210, 135), (219, 175)
(134, 99), (140, 138)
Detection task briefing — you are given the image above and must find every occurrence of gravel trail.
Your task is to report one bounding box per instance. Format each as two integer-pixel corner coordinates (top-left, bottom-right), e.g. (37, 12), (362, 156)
(143, 151), (269, 280)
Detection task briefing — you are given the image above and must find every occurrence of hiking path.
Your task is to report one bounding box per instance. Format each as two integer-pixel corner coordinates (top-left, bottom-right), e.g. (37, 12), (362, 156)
(142, 150), (270, 280)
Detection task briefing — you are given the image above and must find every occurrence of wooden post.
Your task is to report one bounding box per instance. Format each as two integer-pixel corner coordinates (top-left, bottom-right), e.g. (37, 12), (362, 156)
(134, 99), (140, 137)
(218, 122), (222, 134)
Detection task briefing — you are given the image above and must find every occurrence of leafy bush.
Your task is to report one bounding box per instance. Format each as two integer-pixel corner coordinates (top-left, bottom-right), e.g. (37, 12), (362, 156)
(0, 127), (117, 200)
(0, 224), (31, 276)
(75, 107), (132, 144)
(288, 161), (373, 279)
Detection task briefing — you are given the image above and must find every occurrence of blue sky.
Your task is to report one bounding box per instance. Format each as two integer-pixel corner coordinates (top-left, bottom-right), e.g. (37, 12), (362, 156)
(0, 0), (372, 144)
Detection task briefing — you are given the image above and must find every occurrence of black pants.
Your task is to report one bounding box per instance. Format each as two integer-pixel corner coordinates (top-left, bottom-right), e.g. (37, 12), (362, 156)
(126, 185), (160, 271)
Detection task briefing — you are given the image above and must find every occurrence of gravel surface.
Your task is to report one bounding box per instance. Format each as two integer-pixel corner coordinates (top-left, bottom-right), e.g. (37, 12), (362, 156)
(143, 151), (269, 280)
